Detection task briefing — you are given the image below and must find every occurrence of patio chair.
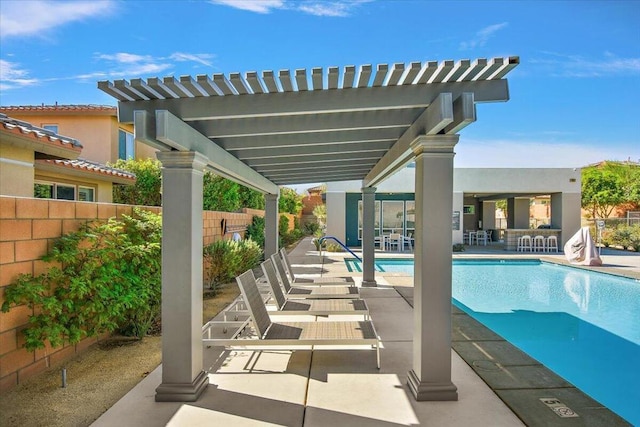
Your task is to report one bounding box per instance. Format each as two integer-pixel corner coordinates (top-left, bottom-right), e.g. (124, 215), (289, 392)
(279, 248), (352, 284)
(261, 259), (370, 319)
(271, 254), (360, 299)
(209, 270), (380, 368)
(387, 233), (402, 251)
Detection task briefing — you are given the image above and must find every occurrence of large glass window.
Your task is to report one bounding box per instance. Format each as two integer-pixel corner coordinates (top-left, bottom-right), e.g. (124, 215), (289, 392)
(56, 184), (75, 200)
(382, 201), (404, 235)
(357, 200), (380, 239)
(405, 201), (415, 238)
(118, 129), (135, 160)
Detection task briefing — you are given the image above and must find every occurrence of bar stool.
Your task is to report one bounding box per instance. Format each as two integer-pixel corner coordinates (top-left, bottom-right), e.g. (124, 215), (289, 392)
(533, 235), (546, 252)
(517, 235), (532, 252)
(546, 235), (559, 253)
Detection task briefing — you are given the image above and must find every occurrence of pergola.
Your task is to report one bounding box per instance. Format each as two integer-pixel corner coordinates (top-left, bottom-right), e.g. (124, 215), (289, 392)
(98, 56), (519, 402)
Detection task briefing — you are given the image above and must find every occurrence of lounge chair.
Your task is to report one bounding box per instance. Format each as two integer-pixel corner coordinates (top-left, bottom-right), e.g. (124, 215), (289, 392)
(279, 248), (352, 284)
(219, 270), (379, 368)
(261, 259), (369, 319)
(270, 254), (360, 299)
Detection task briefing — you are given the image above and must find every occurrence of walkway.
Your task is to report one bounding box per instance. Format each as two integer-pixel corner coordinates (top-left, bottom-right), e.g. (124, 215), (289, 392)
(92, 238), (637, 426)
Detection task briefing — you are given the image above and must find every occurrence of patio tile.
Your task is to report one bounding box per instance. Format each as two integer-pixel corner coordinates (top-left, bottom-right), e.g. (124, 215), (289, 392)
(472, 363), (573, 389)
(452, 340), (541, 366)
(452, 313), (503, 341)
(495, 388), (632, 427)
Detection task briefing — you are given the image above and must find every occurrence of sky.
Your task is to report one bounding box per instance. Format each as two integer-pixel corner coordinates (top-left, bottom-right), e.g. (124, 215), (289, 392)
(1, 0), (639, 177)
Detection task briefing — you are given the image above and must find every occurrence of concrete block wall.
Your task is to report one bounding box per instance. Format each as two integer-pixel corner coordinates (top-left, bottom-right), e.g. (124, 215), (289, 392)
(0, 196), (265, 393)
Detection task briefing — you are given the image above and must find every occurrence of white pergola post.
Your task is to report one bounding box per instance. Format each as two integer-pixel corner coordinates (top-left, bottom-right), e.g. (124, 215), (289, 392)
(408, 135), (459, 401)
(155, 151), (209, 402)
(264, 193), (279, 258)
(361, 186), (377, 287)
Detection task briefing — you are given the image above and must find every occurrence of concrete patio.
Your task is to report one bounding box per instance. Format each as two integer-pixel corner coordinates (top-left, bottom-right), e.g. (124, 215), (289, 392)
(92, 238), (638, 426)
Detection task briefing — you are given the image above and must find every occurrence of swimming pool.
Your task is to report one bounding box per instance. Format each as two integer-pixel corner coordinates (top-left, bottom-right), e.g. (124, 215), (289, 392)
(346, 258), (640, 425)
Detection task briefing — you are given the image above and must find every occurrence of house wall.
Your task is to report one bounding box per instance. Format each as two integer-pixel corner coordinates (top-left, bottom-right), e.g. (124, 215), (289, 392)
(0, 144), (34, 197)
(0, 196), (267, 393)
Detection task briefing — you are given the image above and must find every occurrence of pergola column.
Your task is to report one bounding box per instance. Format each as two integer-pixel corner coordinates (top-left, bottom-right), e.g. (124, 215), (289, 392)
(408, 134), (459, 401)
(361, 186), (377, 287)
(264, 193), (279, 258)
(155, 151), (209, 402)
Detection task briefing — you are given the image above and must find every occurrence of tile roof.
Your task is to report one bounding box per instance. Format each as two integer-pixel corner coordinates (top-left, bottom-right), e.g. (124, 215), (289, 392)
(0, 104), (116, 113)
(36, 158), (136, 181)
(0, 113), (83, 150)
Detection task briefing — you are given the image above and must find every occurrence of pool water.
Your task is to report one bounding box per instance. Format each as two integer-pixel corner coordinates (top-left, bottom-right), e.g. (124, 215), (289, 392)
(346, 258), (640, 425)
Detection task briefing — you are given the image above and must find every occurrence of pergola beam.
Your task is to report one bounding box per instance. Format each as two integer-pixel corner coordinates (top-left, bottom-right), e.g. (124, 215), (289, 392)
(153, 110), (279, 194)
(364, 92), (455, 187)
(116, 80), (510, 123)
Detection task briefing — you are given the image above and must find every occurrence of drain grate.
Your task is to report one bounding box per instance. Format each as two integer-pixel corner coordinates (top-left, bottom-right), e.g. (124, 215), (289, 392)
(540, 398), (579, 418)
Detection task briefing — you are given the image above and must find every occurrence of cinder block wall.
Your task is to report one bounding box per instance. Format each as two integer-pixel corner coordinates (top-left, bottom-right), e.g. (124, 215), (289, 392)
(0, 196), (265, 393)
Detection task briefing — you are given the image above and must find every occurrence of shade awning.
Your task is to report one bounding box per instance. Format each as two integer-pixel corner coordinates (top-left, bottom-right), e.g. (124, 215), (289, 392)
(98, 57), (518, 190)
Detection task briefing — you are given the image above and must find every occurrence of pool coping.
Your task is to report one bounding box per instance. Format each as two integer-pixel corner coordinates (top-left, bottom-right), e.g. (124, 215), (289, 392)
(392, 281), (634, 426)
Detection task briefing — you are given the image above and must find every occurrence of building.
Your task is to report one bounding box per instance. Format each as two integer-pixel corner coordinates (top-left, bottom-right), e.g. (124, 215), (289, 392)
(325, 166), (582, 249)
(0, 113), (135, 202)
(0, 105), (156, 165)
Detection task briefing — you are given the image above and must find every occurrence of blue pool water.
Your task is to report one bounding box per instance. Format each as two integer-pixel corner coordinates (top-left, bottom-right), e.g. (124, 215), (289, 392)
(346, 258), (640, 425)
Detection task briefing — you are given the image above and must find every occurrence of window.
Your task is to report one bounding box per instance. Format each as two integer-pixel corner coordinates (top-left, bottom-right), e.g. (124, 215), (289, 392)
(78, 187), (95, 202)
(42, 124), (59, 133)
(34, 181), (94, 201)
(118, 129), (135, 160)
(405, 201), (415, 237)
(382, 201), (404, 235)
(357, 200), (380, 239)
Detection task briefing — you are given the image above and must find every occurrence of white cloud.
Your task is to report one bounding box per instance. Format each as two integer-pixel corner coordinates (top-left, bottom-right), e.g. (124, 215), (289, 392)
(455, 139), (638, 168)
(0, 0), (115, 38)
(169, 53), (215, 67)
(0, 60), (39, 90)
(460, 22), (508, 50)
(531, 51), (640, 77)
(209, 0), (370, 16)
(209, 0), (284, 13)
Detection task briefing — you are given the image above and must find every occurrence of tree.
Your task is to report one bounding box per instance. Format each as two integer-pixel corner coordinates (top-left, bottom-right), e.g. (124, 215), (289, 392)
(279, 187), (303, 214)
(111, 158), (162, 206)
(581, 161), (639, 218)
(238, 185), (265, 210)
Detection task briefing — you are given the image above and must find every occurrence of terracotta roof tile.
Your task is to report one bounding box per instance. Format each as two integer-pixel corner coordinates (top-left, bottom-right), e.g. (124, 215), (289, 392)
(0, 113), (83, 150)
(0, 104), (116, 113)
(36, 158), (136, 181)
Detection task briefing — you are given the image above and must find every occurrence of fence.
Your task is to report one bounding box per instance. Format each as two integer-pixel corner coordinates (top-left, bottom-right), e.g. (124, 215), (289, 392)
(0, 196), (295, 393)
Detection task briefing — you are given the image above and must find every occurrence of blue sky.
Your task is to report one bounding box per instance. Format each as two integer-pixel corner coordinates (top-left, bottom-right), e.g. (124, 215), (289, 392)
(1, 0), (639, 170)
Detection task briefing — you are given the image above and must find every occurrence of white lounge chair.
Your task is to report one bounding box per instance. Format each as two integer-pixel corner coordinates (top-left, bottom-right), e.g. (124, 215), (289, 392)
(279, 248), (352, 285)
(270, 254), (360, 299)
(204, 270), (380, 368)
(261, 259), (369, 319)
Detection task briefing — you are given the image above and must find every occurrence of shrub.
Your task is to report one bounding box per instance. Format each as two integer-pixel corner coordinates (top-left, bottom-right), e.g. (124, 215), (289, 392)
(1, 209), (162, 350)
(111, 158), (162, 206)
(279, 215), (290, 236)
(303, 221), (320, 235)
(325, 242), (344, 252)
(203, 239), (263, 292)
(245, 215), (265, 248)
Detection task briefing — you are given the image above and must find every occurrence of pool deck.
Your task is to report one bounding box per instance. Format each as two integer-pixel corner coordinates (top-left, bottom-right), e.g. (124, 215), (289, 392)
(92, 238), (637, 426)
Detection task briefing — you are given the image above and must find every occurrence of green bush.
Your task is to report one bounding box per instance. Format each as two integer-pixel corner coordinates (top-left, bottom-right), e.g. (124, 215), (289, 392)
(600, 223), (640, 251)
(203, 239), (263, 292)
(279, 215), (290, 236)
(303, 221), (320, 235)
(1, 209), (162, 351)
(452, 243), (466, 252)
(111, 158), (162, 206)
(245, 215), (265, 248)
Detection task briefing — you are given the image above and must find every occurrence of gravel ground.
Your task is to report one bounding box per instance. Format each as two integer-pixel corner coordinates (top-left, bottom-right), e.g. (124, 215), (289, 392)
(0, 283), (240, 427)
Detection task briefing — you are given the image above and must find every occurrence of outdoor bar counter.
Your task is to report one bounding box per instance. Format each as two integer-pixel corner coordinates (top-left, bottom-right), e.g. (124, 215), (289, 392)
(504, 229), (562, 251)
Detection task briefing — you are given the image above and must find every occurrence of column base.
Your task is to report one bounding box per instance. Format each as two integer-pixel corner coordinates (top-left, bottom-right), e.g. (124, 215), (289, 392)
(155, 370), (209, 402)
(361, 280), (377, 287)
(407, 369), (458, 401)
